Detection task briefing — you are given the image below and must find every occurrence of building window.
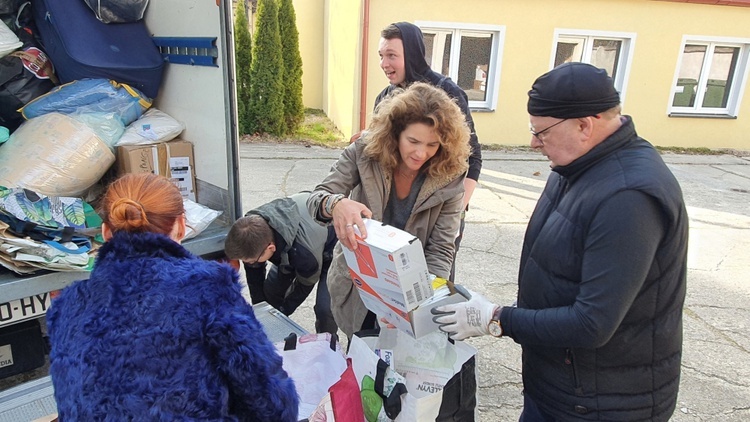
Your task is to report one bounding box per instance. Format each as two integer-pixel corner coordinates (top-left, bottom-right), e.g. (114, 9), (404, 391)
(416, 22), (505, 111)
(551, 29), (636, 101)
(670, 37), (750, 117)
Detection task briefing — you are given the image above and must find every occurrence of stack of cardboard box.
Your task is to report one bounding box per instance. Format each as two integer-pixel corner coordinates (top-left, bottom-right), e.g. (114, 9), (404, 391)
(342, 219), (468, 338)
(115, 139), (196, 201)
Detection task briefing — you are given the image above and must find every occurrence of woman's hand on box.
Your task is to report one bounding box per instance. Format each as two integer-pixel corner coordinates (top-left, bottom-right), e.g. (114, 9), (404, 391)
(332, 198), (371, 250)
(379, 317), (396, 330)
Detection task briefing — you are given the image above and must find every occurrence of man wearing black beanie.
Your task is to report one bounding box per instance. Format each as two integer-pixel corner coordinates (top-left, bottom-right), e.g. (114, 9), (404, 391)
(433, 62), (689, 421)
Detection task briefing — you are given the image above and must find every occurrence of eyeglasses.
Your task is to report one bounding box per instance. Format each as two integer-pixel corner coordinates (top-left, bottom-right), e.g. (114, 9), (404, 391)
(245, 244), (269, 265)
(529, 119), (568, 142)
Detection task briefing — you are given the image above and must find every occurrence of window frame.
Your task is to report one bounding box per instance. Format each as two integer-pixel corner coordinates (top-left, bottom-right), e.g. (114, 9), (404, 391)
(415, 21), (506, 111)
(549, 29), (637, 104)
(668, 35), (750, 118)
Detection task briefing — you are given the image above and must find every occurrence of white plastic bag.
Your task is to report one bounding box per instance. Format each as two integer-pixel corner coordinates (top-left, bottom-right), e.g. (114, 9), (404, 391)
(0, 21), (22, 58)
(348, 334), (408, 421)
(117, 108), (185, 146)
(275, 333), (348, 419)
(350, 329), (477, 421)
(183, 199), (222, 240)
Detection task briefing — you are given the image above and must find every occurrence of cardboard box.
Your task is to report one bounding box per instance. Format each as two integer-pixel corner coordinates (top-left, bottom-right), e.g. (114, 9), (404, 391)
(116, 139), (196, 201)
(358, 281), (469, 338)
(343, 219), (469, 337)
(343, 219), (433, 311)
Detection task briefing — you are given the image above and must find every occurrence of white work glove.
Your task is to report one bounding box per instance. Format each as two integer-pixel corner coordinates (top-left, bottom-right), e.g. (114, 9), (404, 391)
(431, 289), (497, 340)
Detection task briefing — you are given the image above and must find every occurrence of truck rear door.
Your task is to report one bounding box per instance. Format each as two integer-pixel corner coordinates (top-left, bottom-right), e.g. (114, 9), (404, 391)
(0, 0), (240, 418)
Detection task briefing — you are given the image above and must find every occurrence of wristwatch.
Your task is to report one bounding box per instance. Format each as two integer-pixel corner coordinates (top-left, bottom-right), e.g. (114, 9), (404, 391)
(488, 306), (503, 337)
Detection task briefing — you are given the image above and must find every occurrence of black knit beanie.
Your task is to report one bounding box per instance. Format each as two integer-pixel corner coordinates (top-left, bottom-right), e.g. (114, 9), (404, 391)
(527, 62), (620, 118)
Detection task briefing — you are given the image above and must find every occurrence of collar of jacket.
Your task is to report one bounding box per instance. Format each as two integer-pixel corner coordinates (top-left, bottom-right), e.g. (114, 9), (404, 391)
(553, 115), (637, 184)
(380, 164), (465, 215)
(412, 169), (465, 212)
(96, 231), (193, 262)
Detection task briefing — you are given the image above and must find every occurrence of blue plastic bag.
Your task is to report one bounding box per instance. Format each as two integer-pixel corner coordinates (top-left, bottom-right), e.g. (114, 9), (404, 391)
(20, 78), (151, 126)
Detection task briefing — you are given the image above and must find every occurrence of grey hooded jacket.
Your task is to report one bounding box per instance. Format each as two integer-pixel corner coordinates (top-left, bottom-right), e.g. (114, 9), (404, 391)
(248, 192), (334, 287)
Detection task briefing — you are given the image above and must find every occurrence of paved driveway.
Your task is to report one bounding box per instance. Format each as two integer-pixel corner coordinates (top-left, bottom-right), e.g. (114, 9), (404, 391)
(239, 142), (750, 421)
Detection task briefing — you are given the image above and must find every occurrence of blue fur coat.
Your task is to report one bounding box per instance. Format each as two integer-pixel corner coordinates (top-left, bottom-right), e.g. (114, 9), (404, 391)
(47, 231), (299, 421)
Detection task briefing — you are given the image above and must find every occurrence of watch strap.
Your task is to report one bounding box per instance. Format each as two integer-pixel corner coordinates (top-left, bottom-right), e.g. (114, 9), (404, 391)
(489, 306), (504, 337)
(492, 306), (503, 321)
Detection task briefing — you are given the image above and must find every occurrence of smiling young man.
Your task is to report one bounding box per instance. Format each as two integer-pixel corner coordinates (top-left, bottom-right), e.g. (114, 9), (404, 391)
(433, 63), (689, 421)
(375, 22), (482, 282)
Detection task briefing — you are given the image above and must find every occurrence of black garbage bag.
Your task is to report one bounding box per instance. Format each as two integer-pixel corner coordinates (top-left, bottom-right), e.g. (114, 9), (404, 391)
(0, 0), (19, 16)
(0, 25), (56, 133)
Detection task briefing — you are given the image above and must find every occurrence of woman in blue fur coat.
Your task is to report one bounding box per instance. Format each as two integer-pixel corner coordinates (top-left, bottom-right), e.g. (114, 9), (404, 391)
(47, 173), (299, 421)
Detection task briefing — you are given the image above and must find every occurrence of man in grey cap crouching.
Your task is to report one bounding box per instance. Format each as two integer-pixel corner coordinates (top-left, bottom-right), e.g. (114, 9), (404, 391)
(432, 62), (689, 421)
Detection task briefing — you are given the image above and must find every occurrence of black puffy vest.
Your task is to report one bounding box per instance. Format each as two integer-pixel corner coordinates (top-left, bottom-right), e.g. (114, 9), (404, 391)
(518, 117), (688, 421)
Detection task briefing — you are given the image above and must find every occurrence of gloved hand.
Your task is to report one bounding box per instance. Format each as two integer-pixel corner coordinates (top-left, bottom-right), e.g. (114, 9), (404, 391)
(431, 289), (498, 340)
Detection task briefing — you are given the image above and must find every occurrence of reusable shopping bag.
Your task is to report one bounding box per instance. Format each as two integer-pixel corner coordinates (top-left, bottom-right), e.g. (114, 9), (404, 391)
(274, 332), (348, 420)
(0, 186), (97, 251)
(0, 187), (99, 273)
(348, 328), (478, 421)
(306, 358), (366, 422)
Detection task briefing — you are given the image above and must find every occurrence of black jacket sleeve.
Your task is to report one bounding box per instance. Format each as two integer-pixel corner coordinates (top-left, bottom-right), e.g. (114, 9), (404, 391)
(451, 88), (482, 182)
(243, 262), (267, 304)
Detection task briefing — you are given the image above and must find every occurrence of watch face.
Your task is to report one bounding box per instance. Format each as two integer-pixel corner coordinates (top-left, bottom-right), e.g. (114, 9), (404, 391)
(489, 321), (503, 337)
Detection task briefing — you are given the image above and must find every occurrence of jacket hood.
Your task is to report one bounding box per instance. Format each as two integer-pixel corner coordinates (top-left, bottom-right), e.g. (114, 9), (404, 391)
(394, 22), (433, 84)
(248, 195), (302, 251)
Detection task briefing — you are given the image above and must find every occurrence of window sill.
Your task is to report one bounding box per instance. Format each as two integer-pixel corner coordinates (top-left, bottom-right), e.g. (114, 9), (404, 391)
(469, 107), (495, 113)
(668, 113), (737, 119)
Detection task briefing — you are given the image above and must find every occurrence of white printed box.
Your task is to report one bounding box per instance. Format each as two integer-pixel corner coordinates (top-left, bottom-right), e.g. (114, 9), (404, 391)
(343, 219), (470, 337)
(343, 219), (432, 312)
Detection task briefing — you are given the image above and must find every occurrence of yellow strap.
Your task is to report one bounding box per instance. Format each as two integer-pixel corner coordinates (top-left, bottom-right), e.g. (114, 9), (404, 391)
(18, 80), (76, 117)
(110, 80), (152, 109)
(8, 51), (60, 85)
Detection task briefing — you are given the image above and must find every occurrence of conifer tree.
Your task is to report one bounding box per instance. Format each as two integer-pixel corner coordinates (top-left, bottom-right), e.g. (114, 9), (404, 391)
(234, 1), (253, 135)
(248, 0), (284, 136)
(277, 0), (304, 134)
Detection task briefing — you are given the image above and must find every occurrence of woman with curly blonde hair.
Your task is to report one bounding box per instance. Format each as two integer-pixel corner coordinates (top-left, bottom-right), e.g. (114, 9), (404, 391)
(307, 82), (470, 337)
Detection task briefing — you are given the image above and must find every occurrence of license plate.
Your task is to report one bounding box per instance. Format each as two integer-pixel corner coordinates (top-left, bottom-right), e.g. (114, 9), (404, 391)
(0, 291), (59, 327)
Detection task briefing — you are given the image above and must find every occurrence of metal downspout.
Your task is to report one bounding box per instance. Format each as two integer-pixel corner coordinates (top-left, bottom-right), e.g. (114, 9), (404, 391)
(358, 0), (370, 133)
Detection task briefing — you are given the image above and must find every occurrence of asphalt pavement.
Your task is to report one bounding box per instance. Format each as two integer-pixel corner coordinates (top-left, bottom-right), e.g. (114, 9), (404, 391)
(239, 142), (750, 421)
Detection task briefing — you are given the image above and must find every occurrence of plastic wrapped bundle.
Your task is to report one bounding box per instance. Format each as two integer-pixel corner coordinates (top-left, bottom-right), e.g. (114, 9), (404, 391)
(0, 113), (115, 196)
(83, 0), (150, 24)
(20, 79), (151, 126)
(0, 21), (22, 57)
